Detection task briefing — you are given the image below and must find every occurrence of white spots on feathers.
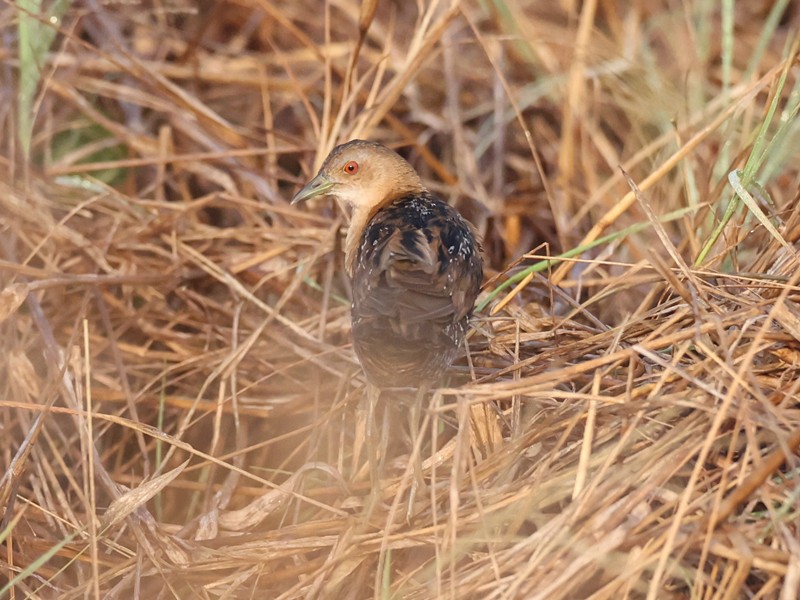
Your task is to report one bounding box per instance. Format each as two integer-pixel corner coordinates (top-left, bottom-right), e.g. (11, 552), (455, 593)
(405, 197), (433, 217)
(447, 237), (473, 259)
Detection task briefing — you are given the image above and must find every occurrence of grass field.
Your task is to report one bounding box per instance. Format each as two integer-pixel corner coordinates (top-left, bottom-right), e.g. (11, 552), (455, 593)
(2, 0), (800, 598)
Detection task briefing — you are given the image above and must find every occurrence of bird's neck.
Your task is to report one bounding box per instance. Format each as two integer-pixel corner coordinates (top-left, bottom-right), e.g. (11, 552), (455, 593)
(344, 206), (373, 276)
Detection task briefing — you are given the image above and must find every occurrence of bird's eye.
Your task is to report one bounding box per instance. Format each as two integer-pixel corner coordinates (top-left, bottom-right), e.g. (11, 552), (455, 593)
(343, 161), (359, 175)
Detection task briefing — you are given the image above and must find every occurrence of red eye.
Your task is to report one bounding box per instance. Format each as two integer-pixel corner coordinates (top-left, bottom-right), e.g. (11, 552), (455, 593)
(343, 161), (359, 174)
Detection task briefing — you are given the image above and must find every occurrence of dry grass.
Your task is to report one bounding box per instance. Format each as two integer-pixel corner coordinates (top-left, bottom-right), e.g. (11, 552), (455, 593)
(2, 0), (800, 598)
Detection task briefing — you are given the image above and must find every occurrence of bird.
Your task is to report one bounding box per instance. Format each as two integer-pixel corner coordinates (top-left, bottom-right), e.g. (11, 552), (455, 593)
(292, 139), (483, 389)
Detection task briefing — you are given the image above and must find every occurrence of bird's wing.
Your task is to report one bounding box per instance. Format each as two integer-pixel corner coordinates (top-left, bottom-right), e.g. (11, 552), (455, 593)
(352, 199), (482, 333)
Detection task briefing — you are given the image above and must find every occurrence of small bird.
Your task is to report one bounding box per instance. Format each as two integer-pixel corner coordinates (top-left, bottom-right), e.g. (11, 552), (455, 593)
(292, 140), (483, 389)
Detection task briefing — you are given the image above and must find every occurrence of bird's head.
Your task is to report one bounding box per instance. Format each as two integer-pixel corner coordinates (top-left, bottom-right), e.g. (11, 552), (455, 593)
(291, 140), (424, 212)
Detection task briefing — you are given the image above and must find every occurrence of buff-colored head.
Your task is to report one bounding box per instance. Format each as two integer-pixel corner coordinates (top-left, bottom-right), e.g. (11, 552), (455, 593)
(291, 140), (424, 212)
(292, 140), (427, 275)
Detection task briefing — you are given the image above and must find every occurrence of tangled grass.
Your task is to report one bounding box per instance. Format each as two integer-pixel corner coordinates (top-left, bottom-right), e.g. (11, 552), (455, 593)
(1, 0), (800, 598)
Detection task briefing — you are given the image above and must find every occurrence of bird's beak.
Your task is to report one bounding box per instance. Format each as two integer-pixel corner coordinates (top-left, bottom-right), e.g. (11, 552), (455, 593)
(291, 172), (335, 205)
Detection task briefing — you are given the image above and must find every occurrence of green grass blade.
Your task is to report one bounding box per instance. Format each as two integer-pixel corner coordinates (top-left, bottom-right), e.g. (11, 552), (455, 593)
(694, 37), (799, 266)
(744, 0), (792, 81)
(477, 204), (700, 312)
(16, 0), (71, 157)
(0, 530), (79, 596)
(727, 169), (795, 256)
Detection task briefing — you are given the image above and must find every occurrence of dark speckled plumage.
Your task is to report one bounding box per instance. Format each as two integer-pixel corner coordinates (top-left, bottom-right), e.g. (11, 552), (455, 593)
(352, 192), (482, 388)
(292, 139), (483, 389)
